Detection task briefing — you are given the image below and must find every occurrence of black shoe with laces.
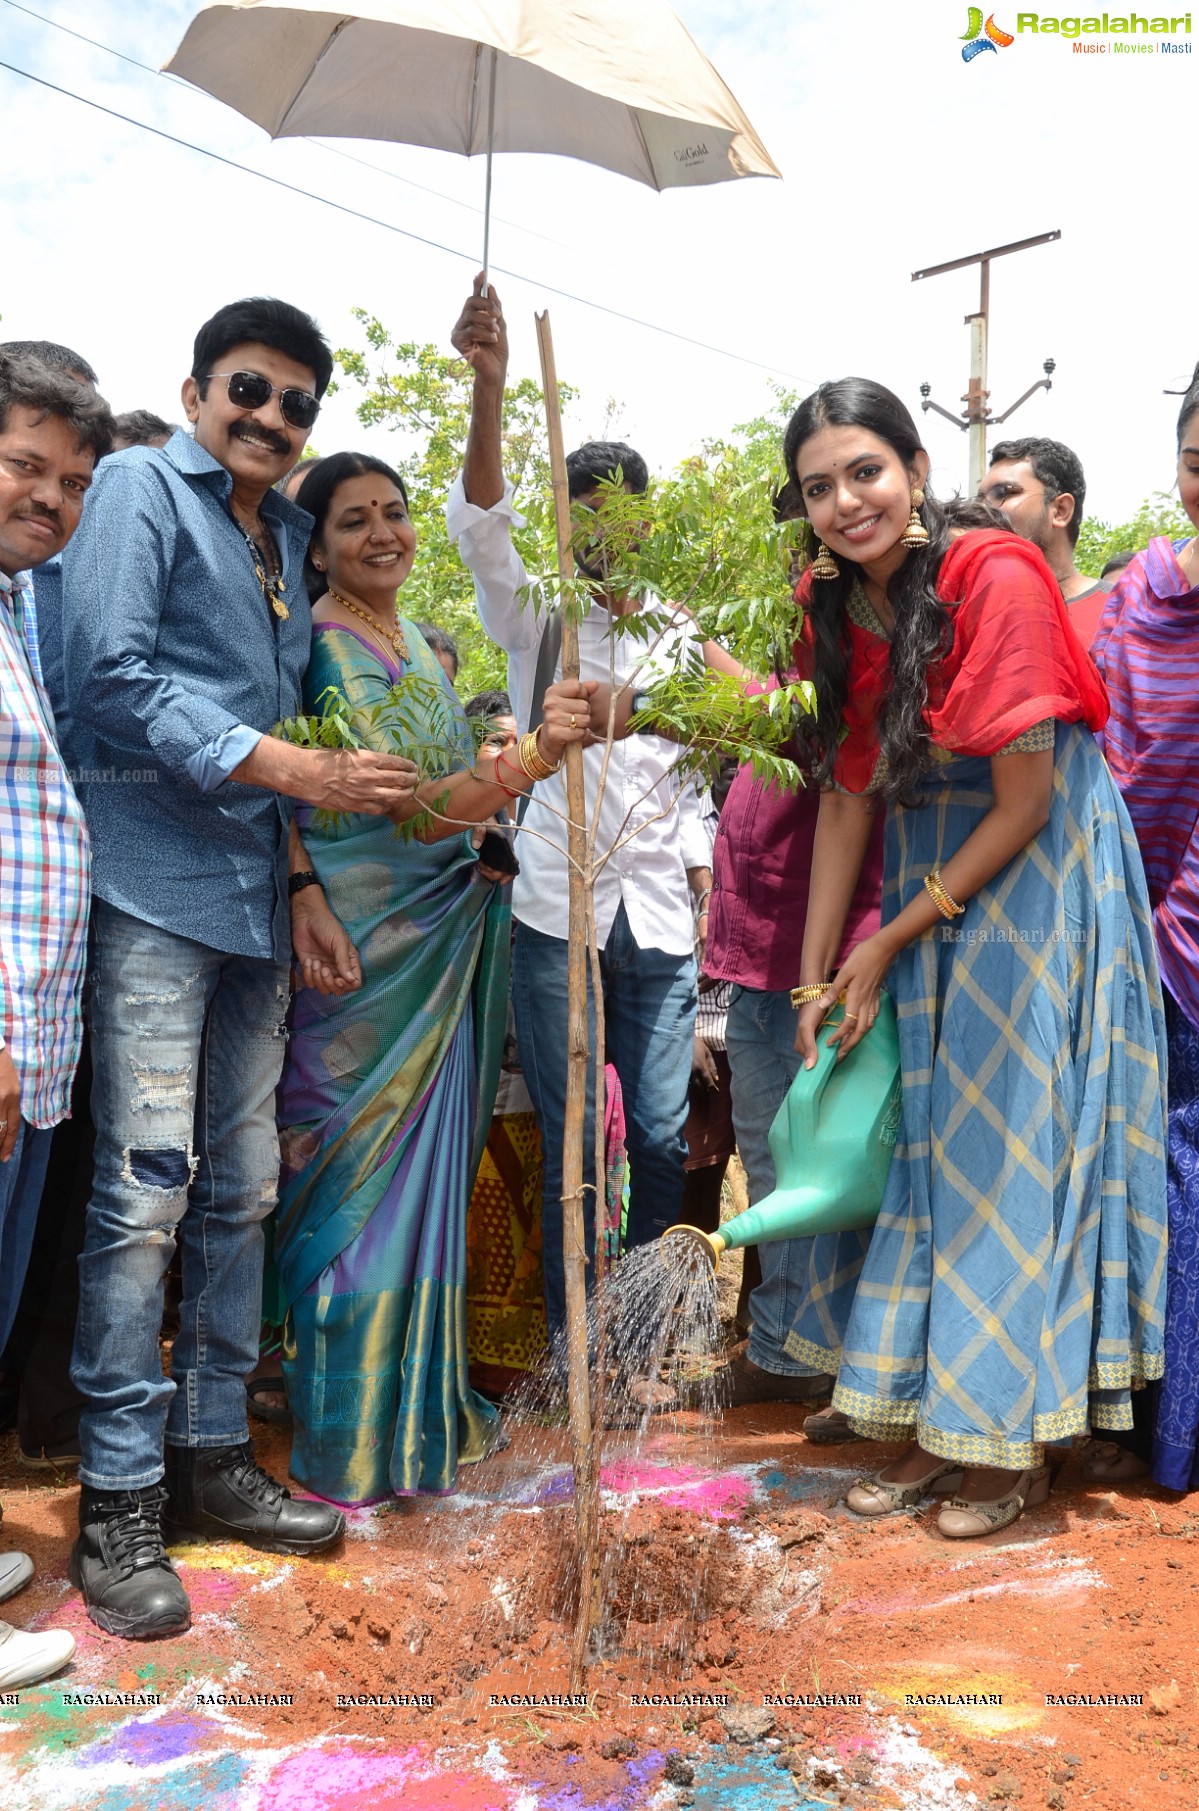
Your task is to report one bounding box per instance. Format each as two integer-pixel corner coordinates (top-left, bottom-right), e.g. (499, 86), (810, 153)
(163, 1442), (344, 1555)
(70, 1484), (191, 1640)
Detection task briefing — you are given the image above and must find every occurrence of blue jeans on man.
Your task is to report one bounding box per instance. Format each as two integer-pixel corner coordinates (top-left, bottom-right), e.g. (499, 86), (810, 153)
(0, 1124), (56, 1355)
(724, 983), (823, 1378)
(71, 901), (291, 1491)
(512, 903), (696, 1350)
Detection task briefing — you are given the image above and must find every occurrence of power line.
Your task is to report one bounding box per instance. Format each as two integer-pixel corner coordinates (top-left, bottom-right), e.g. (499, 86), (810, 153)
(0, 11), (808, 385)
(0, 0), (589, 259)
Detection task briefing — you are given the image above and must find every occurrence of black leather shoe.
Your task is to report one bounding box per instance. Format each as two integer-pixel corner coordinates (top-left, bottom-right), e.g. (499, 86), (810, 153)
(163, 1442), (344, 1555)
(70, 1484), (191, 1640)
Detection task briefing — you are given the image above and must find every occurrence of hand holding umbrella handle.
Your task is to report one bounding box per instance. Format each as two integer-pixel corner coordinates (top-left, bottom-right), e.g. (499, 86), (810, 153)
(452, 276), (508, 387)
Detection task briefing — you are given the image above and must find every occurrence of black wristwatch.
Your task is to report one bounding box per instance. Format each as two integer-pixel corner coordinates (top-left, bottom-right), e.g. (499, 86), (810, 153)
(629, 688), (654, 726)
(288, 869), (321, 898)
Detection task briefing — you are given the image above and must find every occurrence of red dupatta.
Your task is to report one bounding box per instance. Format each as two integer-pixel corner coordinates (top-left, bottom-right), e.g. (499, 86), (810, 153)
(794, 530), (1109, 793)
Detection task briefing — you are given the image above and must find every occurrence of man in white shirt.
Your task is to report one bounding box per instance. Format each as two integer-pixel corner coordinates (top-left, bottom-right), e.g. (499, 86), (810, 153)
(447, 281), (711, 1356)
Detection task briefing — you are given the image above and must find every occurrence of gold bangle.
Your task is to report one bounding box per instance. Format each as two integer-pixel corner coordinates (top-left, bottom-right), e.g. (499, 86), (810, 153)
(515, 734), (551, 781)
(519, 729), (560, 780)
(790, 982), (831, 1006)
(924, 869), (965, 919)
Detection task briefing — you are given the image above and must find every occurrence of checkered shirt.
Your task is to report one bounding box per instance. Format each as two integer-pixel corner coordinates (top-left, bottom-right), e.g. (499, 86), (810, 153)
(0, 568), (90, 1125)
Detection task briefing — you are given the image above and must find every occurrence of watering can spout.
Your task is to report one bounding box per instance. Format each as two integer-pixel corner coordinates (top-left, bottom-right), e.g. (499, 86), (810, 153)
(662, 1223), (726, 1269)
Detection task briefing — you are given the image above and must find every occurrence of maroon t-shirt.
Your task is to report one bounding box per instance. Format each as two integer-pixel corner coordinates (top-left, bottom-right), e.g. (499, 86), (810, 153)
(1065, 580), (1109, 651)
(703, 759), (885, 994)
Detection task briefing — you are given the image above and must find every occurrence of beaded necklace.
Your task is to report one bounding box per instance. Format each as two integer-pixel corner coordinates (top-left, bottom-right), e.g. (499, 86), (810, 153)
(329, 587), (409, 663)
(237, 521), (289, 620)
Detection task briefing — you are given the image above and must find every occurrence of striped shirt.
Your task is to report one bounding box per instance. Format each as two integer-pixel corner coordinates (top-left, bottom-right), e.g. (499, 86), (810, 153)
(1093, 536), (1199, 1030)
(0, 568), (90, 1125)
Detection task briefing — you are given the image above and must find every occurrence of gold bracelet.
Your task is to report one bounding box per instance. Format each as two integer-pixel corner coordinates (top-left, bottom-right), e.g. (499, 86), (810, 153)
(519, 729), (561, 780)
(924, 868), (965, 919)
(514, 732), (552, 781)
(790, 982), (832, 1006)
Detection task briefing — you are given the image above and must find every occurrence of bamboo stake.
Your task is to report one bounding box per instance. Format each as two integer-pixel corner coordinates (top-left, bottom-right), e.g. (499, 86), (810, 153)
(535, 309), (601, 1689)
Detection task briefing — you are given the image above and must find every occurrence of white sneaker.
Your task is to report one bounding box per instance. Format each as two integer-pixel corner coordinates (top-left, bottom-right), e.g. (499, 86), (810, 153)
(0, 1620), (76, 1688)
(0, 1551), (34, 1604)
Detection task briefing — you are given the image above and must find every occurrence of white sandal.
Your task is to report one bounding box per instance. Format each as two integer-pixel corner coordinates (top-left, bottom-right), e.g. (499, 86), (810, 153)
(935, 1465), (1052, 1539)
(845, 1458), (964, 1518)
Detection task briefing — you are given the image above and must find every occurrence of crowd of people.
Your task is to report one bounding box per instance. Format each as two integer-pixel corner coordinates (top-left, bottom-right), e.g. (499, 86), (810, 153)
(0, 275), (1194, 1690)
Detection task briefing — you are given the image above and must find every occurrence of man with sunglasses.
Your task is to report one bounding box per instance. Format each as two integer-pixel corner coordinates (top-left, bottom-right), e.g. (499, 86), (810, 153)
(58, 299), (419, 1642)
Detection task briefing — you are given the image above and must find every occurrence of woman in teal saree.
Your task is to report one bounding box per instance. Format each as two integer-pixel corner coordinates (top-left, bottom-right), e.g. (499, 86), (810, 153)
(276, 453), (587, 1503)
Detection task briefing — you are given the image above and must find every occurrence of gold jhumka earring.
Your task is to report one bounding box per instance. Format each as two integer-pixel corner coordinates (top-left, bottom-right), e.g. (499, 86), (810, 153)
(900, 489), (930, 549)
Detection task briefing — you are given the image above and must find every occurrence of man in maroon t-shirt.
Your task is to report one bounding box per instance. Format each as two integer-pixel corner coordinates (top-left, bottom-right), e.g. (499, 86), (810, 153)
(703, 755), (884, 1419)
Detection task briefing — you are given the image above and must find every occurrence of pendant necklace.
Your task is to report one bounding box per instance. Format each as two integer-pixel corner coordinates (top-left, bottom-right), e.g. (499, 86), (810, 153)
(329, 587), (408, 663)
(237, 518), (289, 620)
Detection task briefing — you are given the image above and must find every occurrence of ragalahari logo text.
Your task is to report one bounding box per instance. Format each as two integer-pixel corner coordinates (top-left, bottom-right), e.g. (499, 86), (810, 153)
(961, 8), (1016, 56)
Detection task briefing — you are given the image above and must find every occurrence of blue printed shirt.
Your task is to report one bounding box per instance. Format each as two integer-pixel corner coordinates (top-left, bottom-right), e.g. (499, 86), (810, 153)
(57, 431), (312, 961)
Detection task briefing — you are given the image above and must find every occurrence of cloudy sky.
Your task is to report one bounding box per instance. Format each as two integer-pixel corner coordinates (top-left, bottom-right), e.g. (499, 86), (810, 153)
(1, 0), (1193, 522)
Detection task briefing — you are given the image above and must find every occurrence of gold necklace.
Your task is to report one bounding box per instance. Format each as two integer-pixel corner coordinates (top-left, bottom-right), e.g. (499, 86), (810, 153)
(236, 520), (289, 620)
(329, 587), (409, 662)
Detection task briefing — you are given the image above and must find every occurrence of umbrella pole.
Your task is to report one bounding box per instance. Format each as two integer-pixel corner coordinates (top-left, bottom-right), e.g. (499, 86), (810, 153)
(481, 46), (498, 296)
(535, 308), (603, 1689)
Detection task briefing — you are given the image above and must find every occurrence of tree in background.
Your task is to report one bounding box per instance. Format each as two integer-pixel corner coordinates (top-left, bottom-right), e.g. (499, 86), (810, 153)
(1075, 492), (1192, 578)
(336, 312), (801, 689)
(337, 310), (572, 693)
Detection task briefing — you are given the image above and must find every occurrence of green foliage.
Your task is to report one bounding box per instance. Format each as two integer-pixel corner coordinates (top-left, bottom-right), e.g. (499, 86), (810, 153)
(336, 312), (805, 690)
(274, 675), (484, 840)
(1075, 493), (1192, 578)
(633, 388), (804, 677)
(274, 686), (365, 756)
(336, 313), (576, 695)
(627, 664), (813, 796)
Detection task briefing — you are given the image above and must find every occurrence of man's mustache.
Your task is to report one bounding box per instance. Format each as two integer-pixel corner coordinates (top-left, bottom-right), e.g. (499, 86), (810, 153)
(229, 421), (290, 456)
(20, 506), (63, 534)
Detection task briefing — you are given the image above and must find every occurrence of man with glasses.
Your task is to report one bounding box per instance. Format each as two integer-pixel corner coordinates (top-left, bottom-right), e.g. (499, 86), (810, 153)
(59, 299), (419, 1641)
(0, 351), (112, 1687)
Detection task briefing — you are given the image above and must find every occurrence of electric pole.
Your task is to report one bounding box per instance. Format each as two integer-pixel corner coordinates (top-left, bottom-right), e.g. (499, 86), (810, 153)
(913, 230), (1061, 494)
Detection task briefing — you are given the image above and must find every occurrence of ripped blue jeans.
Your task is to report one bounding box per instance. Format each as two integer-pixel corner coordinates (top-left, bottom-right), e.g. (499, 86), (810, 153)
(72, 901), (290, 1490)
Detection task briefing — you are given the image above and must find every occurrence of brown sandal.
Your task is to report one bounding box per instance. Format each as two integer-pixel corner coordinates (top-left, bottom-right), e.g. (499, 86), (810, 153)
(1079, 1439), (1150, 1483)
(802, 1406), (858, 1445)
(717, 1345), (834, 1409)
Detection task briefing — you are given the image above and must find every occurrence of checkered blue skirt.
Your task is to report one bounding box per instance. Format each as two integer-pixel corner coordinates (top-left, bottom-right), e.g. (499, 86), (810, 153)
(821, 722), (1168, 1468)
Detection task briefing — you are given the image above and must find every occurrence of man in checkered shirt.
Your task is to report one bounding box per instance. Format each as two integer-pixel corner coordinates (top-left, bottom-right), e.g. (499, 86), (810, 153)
(0, 351), (113, 1689)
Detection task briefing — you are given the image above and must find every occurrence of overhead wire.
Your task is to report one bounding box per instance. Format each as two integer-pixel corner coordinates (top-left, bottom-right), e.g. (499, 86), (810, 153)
(0, 0), (590, 258)
(0, 2), (809, 385)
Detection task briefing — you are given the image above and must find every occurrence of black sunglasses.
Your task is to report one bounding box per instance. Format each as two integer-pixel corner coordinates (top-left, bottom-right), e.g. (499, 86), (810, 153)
(206, 370), (320, 432)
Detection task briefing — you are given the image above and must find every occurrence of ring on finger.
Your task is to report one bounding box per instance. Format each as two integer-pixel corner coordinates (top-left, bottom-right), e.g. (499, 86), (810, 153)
(843, 1010), (859, 1020)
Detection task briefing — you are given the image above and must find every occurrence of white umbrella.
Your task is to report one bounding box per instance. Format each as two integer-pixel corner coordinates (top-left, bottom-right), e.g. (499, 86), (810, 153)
(166, 0), (780, 280)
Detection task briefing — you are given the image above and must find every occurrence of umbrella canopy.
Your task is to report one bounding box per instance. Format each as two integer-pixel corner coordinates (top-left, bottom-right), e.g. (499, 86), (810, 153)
(165, 0), (780, 191)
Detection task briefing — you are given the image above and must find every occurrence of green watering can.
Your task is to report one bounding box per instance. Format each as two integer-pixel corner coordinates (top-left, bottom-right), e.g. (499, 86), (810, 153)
(664, 996), (902, 1269)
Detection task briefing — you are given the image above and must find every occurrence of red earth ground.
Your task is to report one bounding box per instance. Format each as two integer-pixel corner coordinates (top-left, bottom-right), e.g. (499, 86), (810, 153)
(1, 1403), (1195, 1811)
